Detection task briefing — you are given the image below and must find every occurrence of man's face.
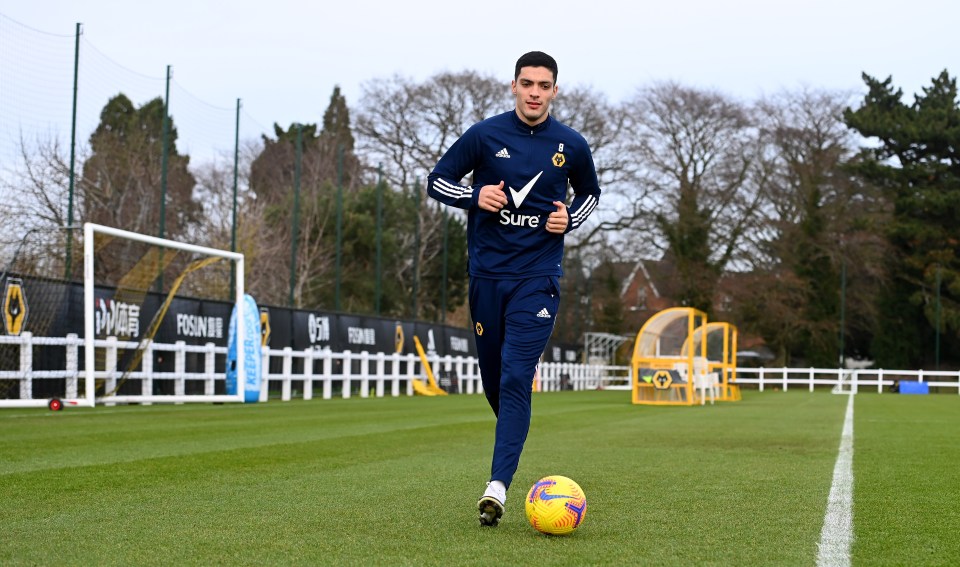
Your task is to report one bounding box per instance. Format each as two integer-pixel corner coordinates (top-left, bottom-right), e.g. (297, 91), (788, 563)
(512, 66), (557, 126)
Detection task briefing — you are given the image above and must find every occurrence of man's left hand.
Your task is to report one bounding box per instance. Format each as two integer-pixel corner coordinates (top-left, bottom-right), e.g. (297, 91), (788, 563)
(545, 201), (568, 234)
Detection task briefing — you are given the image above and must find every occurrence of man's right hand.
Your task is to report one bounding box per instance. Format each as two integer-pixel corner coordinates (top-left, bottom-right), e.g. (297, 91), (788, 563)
(478, 181), (508, 212)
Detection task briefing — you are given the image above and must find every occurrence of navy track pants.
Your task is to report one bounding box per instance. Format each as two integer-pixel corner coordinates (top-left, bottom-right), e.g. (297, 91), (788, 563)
(469, 275), (560, 490)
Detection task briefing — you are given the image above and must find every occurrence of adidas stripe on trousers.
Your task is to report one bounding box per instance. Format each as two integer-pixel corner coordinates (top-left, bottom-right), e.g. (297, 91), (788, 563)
(469, 275), (560, 490)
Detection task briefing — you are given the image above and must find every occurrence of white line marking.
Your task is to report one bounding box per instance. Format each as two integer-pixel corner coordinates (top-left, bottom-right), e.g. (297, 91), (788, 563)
(816, 393), (854, 567)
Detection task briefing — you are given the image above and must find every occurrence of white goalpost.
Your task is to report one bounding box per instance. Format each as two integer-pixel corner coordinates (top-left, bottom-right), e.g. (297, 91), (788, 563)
(78, 222), (248, 407)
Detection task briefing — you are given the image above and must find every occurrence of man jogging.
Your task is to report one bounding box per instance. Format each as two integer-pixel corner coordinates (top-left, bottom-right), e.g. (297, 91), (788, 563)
(427, 51), (601, 526)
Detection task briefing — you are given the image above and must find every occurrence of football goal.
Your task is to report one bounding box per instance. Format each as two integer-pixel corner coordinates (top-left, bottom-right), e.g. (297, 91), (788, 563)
(0, 222), (250, 408)
(82, 223), (249, 407)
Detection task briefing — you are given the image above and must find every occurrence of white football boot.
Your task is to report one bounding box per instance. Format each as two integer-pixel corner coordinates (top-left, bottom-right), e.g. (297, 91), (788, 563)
(477, 481), (506, 526)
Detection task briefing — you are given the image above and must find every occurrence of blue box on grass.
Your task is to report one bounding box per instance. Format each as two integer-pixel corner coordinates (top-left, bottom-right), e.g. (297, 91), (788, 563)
(899, 381), (929, 394)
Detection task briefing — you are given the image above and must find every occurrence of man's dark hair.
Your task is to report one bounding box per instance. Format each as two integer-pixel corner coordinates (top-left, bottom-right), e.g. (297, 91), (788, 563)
(514, 51), (558, 82)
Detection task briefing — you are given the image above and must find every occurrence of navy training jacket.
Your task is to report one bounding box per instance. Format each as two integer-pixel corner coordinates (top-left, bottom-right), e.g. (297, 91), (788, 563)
(427, 110), (601, 279)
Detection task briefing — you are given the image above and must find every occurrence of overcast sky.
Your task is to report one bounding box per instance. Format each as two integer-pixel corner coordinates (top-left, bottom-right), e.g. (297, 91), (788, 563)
(2, 0), (958, 155)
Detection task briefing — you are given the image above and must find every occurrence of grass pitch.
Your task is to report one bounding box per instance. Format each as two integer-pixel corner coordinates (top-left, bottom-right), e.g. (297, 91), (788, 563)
(2, 390), (958, 566)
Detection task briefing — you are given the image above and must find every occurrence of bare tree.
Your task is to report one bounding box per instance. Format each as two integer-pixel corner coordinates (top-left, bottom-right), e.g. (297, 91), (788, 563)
(550, 86), (640, 254)
(354, 71), (510, 189)
(0, 131), (85, 283)
(0, 131), (80, 244)
(738, 88), (888, 365)
(622, 82), (765, 312)
(187, 139), (266, 299)
(248, 125), (349, 308)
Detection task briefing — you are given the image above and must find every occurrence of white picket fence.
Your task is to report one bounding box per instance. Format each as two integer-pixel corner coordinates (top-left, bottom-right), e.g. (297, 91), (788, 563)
(735, 367), (960, 393)
(257, 347), (630, 401)
(2, 334), (957, 407)
(0, 334), (630, 406)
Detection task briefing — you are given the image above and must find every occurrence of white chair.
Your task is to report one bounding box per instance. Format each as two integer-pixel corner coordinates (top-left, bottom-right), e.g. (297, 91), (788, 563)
(693, 357), (718, 405)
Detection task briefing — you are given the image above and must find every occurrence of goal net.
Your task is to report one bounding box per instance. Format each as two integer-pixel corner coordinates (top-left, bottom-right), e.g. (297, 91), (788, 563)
(0, 223), (251, 408)
(82, 223), (248, 406)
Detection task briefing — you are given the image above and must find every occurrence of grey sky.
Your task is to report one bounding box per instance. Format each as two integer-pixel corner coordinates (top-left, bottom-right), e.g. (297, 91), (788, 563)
(3, 0), (958, 149)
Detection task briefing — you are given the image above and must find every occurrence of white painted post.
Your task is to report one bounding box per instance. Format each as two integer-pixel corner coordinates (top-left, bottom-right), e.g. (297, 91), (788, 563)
(342, 350), (352, 399)
(204, 342), (216, 396)
(259, 346), (270, 403)
(65, 333), (79, 399)
(322, 350), (333, 400)
(19, 332), (32, 400)
(359, 351), (370, 398)
(406, 353), (416, 396)
(141, 341), (153, 405)
(104, 336), (118, 406)
(375, 352), (386, 397)
(455, 356), (465, 394)
(281, 347), (293, 401)
(303, 348), (315, 400)
(174, 341), (187, 399)
(390, 352), (401, 397)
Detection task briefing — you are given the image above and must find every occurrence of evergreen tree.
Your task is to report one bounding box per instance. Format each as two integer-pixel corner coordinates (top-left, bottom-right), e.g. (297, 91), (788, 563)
(306, 180), (467, 319)
(80, 94), (200, 286)
(82, 94), (199, 239)
(319, 86), (361, 189)
(321, 86), (355, 154)
(844, 71), (960, 367)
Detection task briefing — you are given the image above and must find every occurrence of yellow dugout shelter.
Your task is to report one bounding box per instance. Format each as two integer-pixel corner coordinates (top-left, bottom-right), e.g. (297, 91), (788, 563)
(631, 307), (709, 406)
(683, 321), (741, 402)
